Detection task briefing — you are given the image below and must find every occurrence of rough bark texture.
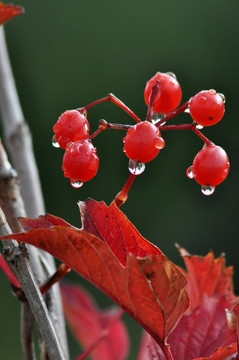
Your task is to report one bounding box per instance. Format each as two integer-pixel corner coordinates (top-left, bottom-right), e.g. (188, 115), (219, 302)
(0, 26), (69, 359)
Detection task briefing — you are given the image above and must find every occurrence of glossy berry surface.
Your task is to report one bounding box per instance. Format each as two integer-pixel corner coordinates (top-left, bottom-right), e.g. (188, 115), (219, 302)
(123, 121), (165, 163)
(62, 140), (99, 184)
(189, 90), (225, 127)
(53, 110), (89, 149)
(192, 145), (230, 186)
(144, 72), (182, 114)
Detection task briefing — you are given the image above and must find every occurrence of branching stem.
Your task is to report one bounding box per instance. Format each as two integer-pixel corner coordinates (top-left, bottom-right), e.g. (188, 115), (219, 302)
(156, 101), (189, 127)
(160, 123), (212, 145)
(89, 119), (131, 140)
(79, 93), (141, 123)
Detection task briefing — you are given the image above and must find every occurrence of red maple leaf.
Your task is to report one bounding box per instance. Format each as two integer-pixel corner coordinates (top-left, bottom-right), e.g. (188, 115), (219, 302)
(0, 3), (24, 25)
(1, 199), (189, 358)
(138, 248), (238, 360)
(60, 282), (129, 360)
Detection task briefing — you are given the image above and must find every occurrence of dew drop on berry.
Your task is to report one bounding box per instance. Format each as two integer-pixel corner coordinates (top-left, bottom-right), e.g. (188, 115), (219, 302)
(52, 135), (60, 148)
(186, 166), (195, 179)
(201, 185), (215, 196)
(198, 96), (207, 104)
(166, 72), (177, 79)
(70, 180), (84, 188)
(128, 159), (145, 175)
(218, 93), (226, 103)
(154, 137), (165, 149)
(208, 89), (216, 95)
(196, 123), (204, 130)
(184, 107), (190, 114)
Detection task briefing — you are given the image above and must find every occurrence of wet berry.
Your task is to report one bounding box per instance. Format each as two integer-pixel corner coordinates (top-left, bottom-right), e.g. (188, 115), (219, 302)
(53, 110), (89, 149)
(123, 121), (165, 163)
(144, 72), (182, 114)
(189, 90), (225, 127)
(62, 140), (99, 186)
(192, 145), (230, 187)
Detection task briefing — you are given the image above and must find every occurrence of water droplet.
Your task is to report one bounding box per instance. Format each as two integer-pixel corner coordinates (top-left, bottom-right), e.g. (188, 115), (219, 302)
(196, 123), (204, 129)
(52, 135), (60, 148)
(154, 137), (165, 149)
(151, 113), (164, 124)
(201, 185), (215, 196)
(218, 93), (226, 103)
(184, 107), (190, 114)
(208, 89), (216, 95)
(198, 96), (207, 104)
(166, 72), (177, 79)
(128, 159), (145, 175)
(70, 180), (84, 188)
(186, 166), (194, 179)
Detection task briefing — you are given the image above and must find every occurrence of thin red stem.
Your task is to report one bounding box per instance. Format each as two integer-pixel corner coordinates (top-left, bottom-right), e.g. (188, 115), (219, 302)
(191, 126), (213, 146)
(2, 262), (71, 302)
(114, 173), (136, 207)
(156, 101), (189, 127)
(79, 93), (141, 123)
(40, 263), (71, 295)
(89, 119), (131, 140)
(0, 253), (20, 288)
(160, 123), (212, 146)
(146, 80), (160, 121)
(159, 124), (192, 131)
(75, 309), (124, 360)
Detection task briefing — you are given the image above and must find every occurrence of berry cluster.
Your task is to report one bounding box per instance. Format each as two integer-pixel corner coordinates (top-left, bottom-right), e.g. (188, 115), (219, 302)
(52, 110), (99, 188)
(52, 71), (229, 203)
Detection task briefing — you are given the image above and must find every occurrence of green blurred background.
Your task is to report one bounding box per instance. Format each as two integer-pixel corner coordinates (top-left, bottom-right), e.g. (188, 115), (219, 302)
(0, 0), (239, 358)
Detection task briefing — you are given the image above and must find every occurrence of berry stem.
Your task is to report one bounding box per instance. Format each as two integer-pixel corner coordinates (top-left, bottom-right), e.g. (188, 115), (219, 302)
(160, 123), (212, 145)
(191, 126), (213, 146)
(79, 93), (141, 123)
(89, 119), (131, 140)
(146, 80), (160, 121)
(156, 101), (189, 127)
(114, 173), (136, 207)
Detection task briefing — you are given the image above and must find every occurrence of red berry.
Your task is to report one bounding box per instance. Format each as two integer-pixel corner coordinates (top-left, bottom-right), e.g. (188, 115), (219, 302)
(144, 72), (182, 114)
(123, 121), (165, 163)
(62, 140), (99, 186)
(192, 145), (230, 187)
(189, 90), (225, 126)
(53, 110), (89, 149)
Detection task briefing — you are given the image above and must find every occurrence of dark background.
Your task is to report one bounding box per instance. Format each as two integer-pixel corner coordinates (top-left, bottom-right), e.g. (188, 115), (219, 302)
(0, 0), (239, 359)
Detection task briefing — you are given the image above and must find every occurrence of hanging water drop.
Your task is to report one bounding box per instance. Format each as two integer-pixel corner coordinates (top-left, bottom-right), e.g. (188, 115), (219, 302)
(151, 113), (164, 124)
(186, 166), (194, 179)
(196, 123), (204, 129)
(166, 72), (177, 79)
(201, 185), (215, 196)
(128, 159), (145, 175)
(208, 89), (216, 95)
(52, 135), (60, 148)
(70, 180), (84, 188)
(218, 93), (226, 103)
(154, 137), (165, 149)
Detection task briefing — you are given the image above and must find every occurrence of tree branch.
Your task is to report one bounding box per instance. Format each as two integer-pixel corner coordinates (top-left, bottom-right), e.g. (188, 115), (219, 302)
(0, 26), (69, 359)
(0, 214), (65, 360)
